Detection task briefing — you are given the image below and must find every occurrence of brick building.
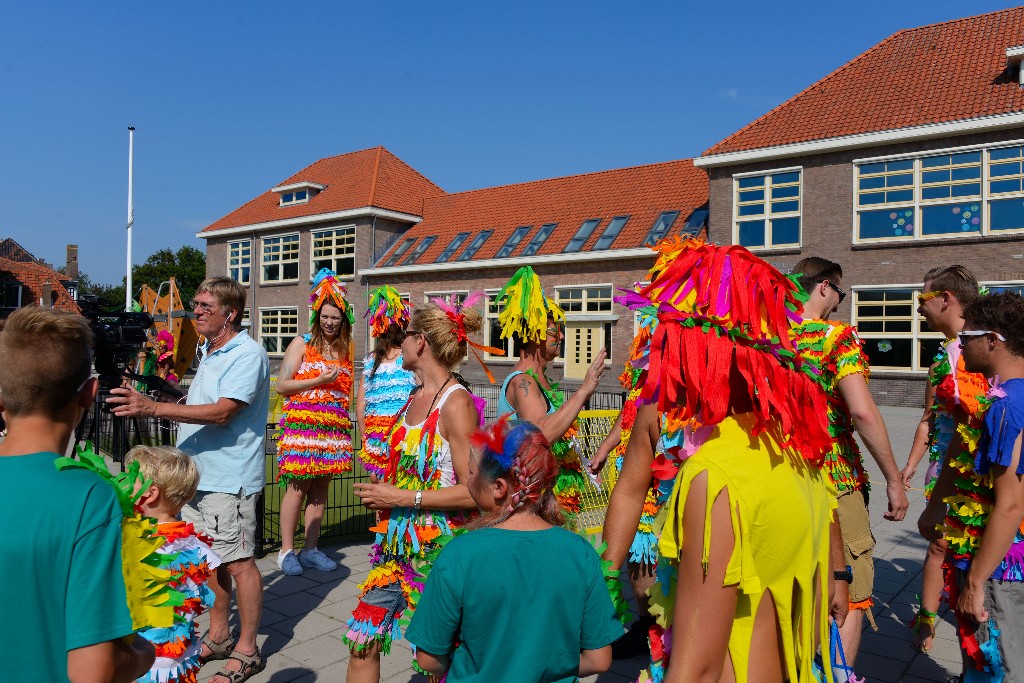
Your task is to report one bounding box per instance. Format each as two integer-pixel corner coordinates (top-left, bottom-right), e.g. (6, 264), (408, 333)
(198, 153), (709, 393)
(0, 239), (80, 317)
(695, 7), (1024, 405)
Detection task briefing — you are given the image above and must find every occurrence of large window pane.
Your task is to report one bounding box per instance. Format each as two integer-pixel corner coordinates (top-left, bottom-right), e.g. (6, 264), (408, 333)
(771, 217), (800, 245)
(861, 337), (913, 371)
(738, 220), (765, 247)
(990, 198), (1024, 231)
(921, 202), (982, 236)
(859, 208), (915, 239)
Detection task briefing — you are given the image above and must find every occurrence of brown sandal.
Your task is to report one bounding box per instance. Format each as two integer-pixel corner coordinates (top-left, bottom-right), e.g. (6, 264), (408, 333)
(199, 633), (235, 664)
(211, 647), (265, 683)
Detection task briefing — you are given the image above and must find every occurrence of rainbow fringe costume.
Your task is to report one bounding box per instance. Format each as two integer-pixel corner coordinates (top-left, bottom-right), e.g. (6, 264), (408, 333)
(923, 341), (958, 499)
(359, 353), (416, 479)
(621, 238), (833, 683)
(135, 522), (220, 683)
(344, 386), (475, 667)
(792, 319), (871, 494)
(276, 339), (354, 482)
(526, 370), (585, 526)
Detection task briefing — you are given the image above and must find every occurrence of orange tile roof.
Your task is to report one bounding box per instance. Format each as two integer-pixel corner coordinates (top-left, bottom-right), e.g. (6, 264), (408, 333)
(201, 146), (444, 233)
(705, 7), (1024, 156)
(0, 257), (80, 313)
(376, 159), (708, 265)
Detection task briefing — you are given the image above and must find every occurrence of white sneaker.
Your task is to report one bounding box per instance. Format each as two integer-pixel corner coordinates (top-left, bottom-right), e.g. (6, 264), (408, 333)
(277, 549), (303, 575)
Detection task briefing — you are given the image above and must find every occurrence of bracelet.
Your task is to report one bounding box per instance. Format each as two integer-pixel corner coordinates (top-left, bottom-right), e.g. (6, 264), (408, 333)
(413, 491), (423, 510)
(833, 564), (854, 584)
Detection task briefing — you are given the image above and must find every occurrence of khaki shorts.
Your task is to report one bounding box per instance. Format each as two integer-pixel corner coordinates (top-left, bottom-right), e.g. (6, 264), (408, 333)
(836, 487), (875, 605)
(182, 489), (260, 563)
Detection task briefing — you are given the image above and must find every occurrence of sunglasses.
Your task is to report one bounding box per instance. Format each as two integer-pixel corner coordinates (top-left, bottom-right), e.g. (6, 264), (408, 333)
(826, 281), (846, 305)
(917, 290), (945, 305)
(957, 330), (1006, 345)
(404, 329), (421, 338)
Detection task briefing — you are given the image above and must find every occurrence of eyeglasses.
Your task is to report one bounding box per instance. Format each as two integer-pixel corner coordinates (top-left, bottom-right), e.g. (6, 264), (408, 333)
(957, 330), (1006, 345)
(404, 329), (421, 338)
(190, 299), (217, 314)
(917, 290), (945, 305)
(826, 281), (847, 305)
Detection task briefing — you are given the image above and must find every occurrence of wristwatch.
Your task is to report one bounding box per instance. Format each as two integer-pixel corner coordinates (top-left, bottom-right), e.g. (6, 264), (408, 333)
(413, 491), (423, 511)
(833, 565), (853, 584)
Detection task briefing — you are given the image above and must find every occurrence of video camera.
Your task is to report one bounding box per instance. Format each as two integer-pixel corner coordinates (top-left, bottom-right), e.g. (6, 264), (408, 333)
(79, 295), (154, 390)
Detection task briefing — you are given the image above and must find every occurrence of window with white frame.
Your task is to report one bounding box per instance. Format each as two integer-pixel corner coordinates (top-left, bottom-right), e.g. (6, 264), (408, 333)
(262, 234), (299, 282)
(853, 288), (942, 372)
(259, 307), (298, 355)
(280, 189), (309, 206)
(311, 226), (355, 278)
(855, 143), (1024, 242)
(484, 290), (521, 360)
(554, 286), (614, 364)
(734, 170), (801, 249)
(227, 240), (251, 285)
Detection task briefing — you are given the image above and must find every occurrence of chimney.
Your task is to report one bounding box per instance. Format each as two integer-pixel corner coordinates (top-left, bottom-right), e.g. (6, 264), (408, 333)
(1007, 45), (1024, 86)
(42, 282), (52, 308)
(66, 245), (79, 280)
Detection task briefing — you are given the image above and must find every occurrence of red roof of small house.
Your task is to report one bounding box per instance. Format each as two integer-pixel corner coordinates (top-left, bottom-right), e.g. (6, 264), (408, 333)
(201, 146), (444, 233)
(0, 238), (37, 262)
(704, 7), (1024, 156)
(375, 159), (708, 265)
(0, 256), (80, 313)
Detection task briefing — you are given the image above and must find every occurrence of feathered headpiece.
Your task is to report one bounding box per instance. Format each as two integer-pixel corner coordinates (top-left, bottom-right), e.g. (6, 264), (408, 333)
(309, 268), (355, 327)
(626, 237), (831, 465)
(429, 290), (504, 383)
(495, 266), (564, 345)
(155, 329), (175, 362)
(366, 285), (412, 337)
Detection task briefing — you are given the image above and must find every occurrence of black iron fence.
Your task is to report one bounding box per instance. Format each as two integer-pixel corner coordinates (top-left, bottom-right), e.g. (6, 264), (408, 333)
(83, 383), (627, 558)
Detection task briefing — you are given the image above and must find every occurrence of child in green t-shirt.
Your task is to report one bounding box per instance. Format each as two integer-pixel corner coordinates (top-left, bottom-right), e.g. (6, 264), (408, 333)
(406, 418), (622, 683)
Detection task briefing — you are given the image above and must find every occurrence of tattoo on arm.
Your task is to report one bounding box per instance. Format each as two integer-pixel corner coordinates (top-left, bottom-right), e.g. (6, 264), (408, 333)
(518, 377), (531, 397)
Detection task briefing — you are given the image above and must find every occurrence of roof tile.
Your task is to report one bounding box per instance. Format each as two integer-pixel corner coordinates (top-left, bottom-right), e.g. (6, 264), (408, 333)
(704, 8), (1024, 156)
(202, 147), (444, 233)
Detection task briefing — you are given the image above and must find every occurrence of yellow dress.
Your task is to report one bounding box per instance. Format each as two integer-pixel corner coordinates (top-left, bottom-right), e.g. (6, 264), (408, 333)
(655, 414), (833, 683)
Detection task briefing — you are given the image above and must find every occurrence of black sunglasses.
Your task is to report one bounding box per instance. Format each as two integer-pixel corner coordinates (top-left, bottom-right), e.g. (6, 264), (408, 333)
(826, 281), (847, 304)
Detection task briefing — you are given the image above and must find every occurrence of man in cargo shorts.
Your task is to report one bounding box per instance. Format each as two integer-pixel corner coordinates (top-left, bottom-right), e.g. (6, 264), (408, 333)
(109, 276), (270, 682)
(792, 257), (909, 666)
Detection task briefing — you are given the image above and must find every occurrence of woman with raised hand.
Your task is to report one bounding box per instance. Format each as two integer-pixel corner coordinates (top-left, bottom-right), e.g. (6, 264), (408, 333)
(355, 285), (417, 480)
(274, 269), (355, 576)
(495, 266), (607, 528)
(345, 296), (485, 683)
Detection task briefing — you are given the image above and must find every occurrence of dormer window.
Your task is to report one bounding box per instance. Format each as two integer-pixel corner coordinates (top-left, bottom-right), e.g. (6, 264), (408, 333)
(1008, 45), (1024, 86)
(271, 181), (325, 207)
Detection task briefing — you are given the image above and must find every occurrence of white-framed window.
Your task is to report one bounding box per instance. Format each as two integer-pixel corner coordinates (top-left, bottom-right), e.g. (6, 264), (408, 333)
(854, 280), (1024, 372)
(854, 141), (1024, 243)
(311, 226), (355, 278)
(484, 290), (520, 361)
(280, 189), (309, 206)
(261, 234), (299, 283)
(259, 307), (298, 356)
(554, 286), (615, 366)
(227, 240), (251, 285)
(733, 168), (802, 249)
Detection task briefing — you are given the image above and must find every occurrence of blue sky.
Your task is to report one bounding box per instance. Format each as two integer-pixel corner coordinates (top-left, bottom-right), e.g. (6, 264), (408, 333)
(1, 1), (1020, 285)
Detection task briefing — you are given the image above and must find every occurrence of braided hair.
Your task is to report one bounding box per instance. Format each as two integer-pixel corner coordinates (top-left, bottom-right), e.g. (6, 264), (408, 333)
(466, 417), (565, 529)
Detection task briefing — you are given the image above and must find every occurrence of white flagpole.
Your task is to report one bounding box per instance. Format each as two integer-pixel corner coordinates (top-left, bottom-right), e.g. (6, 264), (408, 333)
(125, 126), (135, 312)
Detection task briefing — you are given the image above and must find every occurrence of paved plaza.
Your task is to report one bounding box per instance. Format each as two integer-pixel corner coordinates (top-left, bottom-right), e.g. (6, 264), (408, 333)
(187, 404), (964, 682)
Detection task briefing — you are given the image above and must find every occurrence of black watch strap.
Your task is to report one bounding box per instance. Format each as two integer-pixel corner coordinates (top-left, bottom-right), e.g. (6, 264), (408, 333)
(833, 565), (854, 583)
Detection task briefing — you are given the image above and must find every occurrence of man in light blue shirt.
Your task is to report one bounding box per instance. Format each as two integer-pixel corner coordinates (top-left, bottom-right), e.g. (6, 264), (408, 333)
(109, 276), (270, 681)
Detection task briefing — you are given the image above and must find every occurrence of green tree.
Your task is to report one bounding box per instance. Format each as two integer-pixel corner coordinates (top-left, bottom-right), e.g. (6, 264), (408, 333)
(130, 245), (207, 302)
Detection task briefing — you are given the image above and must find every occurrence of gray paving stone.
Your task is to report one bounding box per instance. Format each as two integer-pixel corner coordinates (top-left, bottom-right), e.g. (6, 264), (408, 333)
(279, 632), (348, 669)
(264, 589), (333, 618)
(265, 573), (321, 597)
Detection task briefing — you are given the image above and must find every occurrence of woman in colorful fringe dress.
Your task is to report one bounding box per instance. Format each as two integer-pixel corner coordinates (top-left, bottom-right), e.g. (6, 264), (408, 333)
(275, 269), (355, 576)
(901, 265), (985, 653)
(495, 265), (608, 528)
(624, 238), (835, 683)
(345, 296), (485, 683)
(406, 418), (622, 682)
(356, 285), (417, 480)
